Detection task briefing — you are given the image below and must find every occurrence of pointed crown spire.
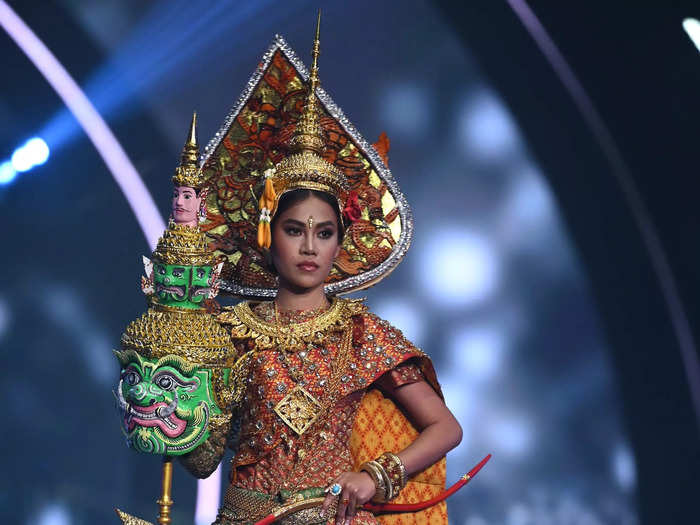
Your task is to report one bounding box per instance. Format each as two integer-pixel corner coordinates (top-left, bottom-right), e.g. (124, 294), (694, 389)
(173, 111), (206, 189)
(288, 10), (324, 153)
(257, 11), (348, 249)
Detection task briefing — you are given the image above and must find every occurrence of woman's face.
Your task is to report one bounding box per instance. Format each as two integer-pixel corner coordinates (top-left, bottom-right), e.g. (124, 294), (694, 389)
(270, 195), (341, 293)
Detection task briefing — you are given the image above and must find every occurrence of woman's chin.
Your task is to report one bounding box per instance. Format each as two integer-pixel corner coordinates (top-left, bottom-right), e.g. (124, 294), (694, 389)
(280, 274), (326, 292)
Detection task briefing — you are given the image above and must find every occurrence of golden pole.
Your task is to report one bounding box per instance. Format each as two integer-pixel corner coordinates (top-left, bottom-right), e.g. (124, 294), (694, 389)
(156, 456), (174, 525)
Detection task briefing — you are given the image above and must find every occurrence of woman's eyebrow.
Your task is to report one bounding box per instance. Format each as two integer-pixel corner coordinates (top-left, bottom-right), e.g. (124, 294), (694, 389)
(315, 220), (335, 229)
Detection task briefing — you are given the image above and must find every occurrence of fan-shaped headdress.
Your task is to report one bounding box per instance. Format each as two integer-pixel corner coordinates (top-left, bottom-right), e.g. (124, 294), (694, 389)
(199, 18), (413, 298)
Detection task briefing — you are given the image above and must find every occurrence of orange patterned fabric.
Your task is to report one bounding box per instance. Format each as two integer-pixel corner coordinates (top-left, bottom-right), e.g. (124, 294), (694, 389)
(350, 389), (448, 525)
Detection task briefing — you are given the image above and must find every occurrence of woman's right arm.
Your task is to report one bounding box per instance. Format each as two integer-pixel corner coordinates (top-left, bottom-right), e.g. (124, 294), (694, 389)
(178, 415), (232, 478)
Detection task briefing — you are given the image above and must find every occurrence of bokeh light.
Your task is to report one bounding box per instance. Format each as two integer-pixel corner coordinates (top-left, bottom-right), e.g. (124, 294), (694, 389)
(458, 89), (521, 163)
(418, 228), (501, 308)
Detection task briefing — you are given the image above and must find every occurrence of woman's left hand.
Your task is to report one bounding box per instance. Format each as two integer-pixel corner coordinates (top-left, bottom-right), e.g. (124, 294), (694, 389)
(322, 470), (376, 524)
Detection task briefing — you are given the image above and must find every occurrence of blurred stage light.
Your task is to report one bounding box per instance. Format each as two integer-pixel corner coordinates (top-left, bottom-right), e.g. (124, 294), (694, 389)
(504, 165), (553, 230)
(195, 466), (221, 525)
(612, 442), (637, 492)
(449, 324), (506, 383)
(486, 414), (533, 458)
(0, 160), (17, 184)
(42, 285), (114, 386)
(0, 296), (9, 341)
(380, 83), (430, 139)
(683, 18), (700, 53)
(372, 295), (426, 346)
(418, 228), (501, 308)
(10, 137), (50, 173)
(34, 503), (71, 525)
(458, 88), (520, 163)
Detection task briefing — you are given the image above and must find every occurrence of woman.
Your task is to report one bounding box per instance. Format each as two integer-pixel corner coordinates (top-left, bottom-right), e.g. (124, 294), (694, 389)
(208, 188), (462, 525)
(181, 20), (463, 525)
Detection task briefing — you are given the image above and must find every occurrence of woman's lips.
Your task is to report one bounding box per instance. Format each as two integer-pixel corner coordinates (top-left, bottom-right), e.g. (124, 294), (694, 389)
(297, 262), (319, 272)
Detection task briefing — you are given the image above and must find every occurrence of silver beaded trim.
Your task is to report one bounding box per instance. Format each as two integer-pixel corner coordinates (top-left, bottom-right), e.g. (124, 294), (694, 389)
(200, 34), (413, 298)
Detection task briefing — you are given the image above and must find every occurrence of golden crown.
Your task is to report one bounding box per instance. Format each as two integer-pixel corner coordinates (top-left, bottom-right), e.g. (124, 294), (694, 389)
(152, 220), (213, 266)
(257, 12), (348, 249)
(172, 112), (206, 189)
(120, 306), (234, 366)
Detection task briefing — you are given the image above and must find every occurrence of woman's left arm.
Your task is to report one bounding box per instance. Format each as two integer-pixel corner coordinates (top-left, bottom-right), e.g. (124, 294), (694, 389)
(389, 379), (463, 475)
(323, 378), (462, 524)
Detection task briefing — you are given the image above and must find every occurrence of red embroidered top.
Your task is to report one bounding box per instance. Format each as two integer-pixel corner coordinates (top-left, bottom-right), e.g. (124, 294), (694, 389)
(216, 298), (440, 523)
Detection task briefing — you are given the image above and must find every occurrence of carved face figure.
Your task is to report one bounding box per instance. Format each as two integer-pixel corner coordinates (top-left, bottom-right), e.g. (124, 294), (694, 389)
(151, 261), (220, 308)
(115, 351), (224, 455)
(171, 186), (202, 227)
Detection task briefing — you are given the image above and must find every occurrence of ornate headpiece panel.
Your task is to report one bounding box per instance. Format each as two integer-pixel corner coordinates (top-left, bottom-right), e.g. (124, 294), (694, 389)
(199, 34), (413, 298)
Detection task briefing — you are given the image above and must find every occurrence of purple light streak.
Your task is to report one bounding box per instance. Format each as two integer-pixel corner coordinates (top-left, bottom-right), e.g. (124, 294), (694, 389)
(0, 1), (222, 519)
(507, 0), (700, 430)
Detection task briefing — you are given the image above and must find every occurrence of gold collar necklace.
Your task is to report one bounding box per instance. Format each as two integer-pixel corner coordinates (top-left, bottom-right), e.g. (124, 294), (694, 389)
(228, 296), (352, 352)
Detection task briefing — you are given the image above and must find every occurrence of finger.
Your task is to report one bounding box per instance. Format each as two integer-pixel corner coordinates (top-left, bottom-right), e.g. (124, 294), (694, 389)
(346, 488), (357, 520)
(321, 492), (335, 513)
(335, 488), (349, 524)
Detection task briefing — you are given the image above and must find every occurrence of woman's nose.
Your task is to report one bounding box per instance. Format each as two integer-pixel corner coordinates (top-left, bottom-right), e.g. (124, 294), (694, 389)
(302, 233), (316, 254)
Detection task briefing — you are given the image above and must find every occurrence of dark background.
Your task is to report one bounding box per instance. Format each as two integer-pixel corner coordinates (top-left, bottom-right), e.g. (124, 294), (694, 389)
(1, 1), (698, 523)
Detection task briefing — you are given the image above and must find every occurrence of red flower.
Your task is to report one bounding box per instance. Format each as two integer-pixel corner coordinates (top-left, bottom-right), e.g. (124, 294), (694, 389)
(343, 190), (362, 224)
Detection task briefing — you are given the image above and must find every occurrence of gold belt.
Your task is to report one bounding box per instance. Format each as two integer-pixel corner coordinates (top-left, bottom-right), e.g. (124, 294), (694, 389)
(215, 485), (335, 525)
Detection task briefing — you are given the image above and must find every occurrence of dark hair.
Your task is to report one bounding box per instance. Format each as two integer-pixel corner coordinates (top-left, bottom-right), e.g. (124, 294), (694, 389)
(271, 189), (345, 244)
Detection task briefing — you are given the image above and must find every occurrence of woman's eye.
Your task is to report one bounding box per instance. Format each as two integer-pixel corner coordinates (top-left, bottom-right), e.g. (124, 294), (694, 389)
(318, 229), (334, 239)
(285, 227), (301, 236)
(184, 194), (191, 199)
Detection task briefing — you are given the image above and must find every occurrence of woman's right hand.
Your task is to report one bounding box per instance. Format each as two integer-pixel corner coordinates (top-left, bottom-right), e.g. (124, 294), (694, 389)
(321, 470), (376, 524)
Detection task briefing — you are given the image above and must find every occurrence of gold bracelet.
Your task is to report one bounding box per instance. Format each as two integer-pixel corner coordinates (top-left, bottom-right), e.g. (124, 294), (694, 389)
(385, 452), (407, 489)
(375, 452), (405, 499)
(371, 460), (394, 501)
(359, 461), (387, 502)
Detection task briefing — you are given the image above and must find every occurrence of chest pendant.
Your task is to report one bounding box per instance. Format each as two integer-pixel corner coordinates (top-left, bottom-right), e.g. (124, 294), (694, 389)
(274, 385), (322, 435)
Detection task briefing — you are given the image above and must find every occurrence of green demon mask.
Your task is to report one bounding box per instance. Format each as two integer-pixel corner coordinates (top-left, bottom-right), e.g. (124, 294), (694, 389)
(115, 350), (224, 455)
(115, 307), (244, 456)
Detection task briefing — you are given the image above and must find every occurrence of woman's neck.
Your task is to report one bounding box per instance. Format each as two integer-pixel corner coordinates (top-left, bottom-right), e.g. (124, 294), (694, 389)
(274, 284), (329, 312)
